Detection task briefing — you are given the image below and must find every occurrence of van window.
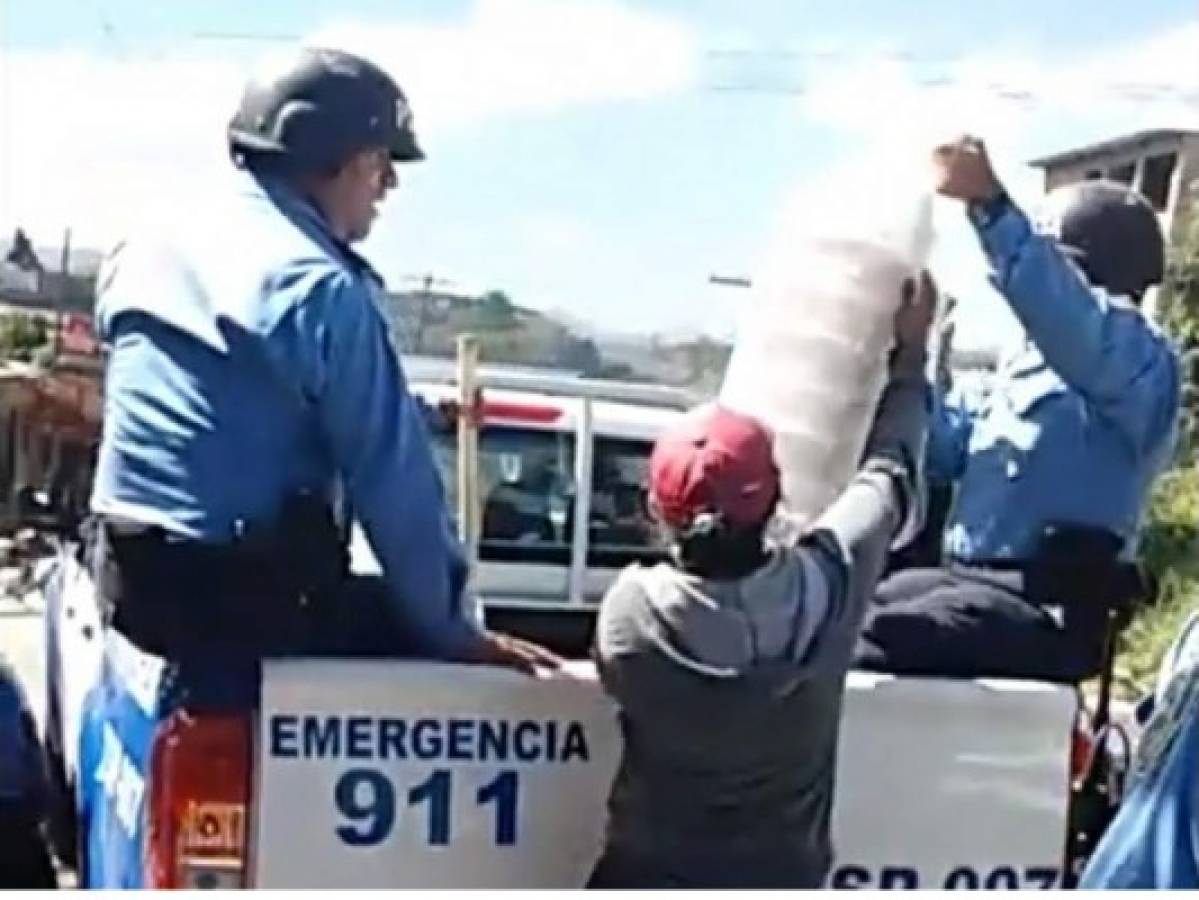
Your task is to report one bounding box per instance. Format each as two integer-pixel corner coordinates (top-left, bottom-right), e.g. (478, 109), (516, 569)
(589, 436), (669, 566)
(420, 401), (665, 566)
(479, 428), (576, 561)
(428, 424), (576, 564)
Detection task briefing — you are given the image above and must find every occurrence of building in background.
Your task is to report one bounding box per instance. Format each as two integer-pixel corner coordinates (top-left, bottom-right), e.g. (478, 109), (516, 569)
(1030, 129), (1199, 242)
(0, 233), (103, 531)
(1030, 129), (1199, 320)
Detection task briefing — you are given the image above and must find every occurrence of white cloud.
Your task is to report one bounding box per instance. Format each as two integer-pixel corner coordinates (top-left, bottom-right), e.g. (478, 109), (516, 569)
(314, 0), (698, 138)
(513, 211), (594, 257)
(0, 49), (245, 246)
(1042, 25), (1199, 130)
(796, 23), (1199, 161)
(770, 24), (1199, 352)
(0, 0), (698, 248)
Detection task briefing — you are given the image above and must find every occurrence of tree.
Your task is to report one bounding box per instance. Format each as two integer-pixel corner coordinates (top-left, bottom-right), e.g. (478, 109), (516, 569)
(597, 361), (636, 380)
(476, 290), (517, 330)
(676, 336), (732, 390)
(1160, 214), (1199, 458)
(0, 314), (51, 363)
(557, 336), (603, 376)
(1123, 212), (1199, 691)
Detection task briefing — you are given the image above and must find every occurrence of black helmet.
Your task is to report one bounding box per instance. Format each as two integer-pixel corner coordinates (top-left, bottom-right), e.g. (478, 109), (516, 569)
(1038, 180), (1165, 299)
(228, 47), (424, 175)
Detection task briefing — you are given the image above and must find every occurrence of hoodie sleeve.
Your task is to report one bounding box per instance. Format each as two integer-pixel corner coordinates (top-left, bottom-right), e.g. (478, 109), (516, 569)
(797, 345), (930, 664)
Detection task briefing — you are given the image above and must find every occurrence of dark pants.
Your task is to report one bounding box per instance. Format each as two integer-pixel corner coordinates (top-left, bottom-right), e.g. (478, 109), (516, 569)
(587, 847), (824, 890)
(0, 805), (56, 889)
(93, 520), (415, 664)
(854, 565), (1108, 683)
(587, 851), (683, 890)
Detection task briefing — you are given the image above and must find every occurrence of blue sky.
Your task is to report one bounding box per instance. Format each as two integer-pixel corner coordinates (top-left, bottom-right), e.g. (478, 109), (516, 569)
(1, 0), (1195, 347)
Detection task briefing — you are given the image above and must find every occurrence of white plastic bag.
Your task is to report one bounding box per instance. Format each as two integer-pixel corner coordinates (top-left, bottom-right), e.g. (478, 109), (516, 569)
(721, 149), (935, 528)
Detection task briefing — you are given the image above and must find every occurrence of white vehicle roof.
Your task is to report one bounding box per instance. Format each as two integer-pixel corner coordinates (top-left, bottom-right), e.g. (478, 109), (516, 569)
(409, 379), (687, 443)
(403, 355), (698, 410)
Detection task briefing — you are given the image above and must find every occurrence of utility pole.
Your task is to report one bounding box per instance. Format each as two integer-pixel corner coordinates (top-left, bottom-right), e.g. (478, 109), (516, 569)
(53, 227), (71, 363)
(401, 272), (455, 354)
(415, 273), (435, 354)
(455, 335), (482, 593)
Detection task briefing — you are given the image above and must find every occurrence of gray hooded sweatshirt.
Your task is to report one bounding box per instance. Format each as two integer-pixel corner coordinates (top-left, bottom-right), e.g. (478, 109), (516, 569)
(592, 347), (928, 889)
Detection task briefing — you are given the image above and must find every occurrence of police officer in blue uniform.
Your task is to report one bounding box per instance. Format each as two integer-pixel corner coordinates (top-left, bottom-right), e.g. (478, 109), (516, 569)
(1080, 612), (1199, 888)
(855, 136), (1181, 683)
(0, 658), (54, 887)
(90, 47), (558, 674)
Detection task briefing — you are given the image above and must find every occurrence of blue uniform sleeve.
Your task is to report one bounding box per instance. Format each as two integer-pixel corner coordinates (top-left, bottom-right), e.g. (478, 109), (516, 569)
(927, 385), (974, 483)
(295, 273), (483, 658)
(1080, 658), (1199, 888)
(973, 203), (1181, 456)
(0, 659), (47, 810)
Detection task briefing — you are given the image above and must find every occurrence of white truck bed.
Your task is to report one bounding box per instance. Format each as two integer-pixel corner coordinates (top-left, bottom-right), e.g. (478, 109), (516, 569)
(45, 548), (1080, 889)
(253, 660), (1075, 889)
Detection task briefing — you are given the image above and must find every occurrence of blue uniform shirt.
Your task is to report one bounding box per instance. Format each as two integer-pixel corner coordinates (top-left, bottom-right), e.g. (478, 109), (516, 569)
(1080, 613), (1199, 888)
(929, 201), (1181, 562)
(0, 658), (45, 808)
(91, 171), (480, 657)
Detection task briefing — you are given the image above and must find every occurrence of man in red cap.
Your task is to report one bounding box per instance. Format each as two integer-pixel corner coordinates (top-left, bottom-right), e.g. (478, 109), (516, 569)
(587, 283), (932, 889)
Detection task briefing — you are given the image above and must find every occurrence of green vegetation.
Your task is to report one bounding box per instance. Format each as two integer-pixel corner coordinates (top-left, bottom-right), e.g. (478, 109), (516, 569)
(1119, 464), (1199, 694)
(385, 287), (730, 389)
(0, 313), (52, 363)
(1120, 214), (1199, 695)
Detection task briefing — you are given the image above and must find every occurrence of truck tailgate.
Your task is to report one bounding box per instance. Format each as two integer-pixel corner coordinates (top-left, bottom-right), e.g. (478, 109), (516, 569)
(830, 672), (1076, 889)
(253, 660), (620, 888)
(253, 663), (1075, 888)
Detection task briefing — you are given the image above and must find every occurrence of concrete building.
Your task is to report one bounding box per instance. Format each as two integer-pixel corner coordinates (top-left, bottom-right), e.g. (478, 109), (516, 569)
(1029, 128), (1199, 244)
(1029, 129), (1199, 318)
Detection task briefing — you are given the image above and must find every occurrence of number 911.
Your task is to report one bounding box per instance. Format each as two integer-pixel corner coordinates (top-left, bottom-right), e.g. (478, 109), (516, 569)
(333, 768), (520, 848)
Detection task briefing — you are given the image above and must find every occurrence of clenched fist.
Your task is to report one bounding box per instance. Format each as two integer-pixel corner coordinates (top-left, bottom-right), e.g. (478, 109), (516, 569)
(932, 135), (1003, 203)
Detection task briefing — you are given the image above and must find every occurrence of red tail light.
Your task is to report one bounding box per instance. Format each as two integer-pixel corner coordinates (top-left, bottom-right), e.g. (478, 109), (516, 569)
(480, 400), (563, 424)
(436, 398), (564, 426)
(1070, 714), (1096, 783)
(146, 713), (253, 889)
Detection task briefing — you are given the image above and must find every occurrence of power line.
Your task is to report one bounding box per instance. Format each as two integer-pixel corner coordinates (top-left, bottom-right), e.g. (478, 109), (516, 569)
(708, 83), (806, 96)
(702, 45), (1199, 105)
(706, 47), (964, 64)
(703, 79), (1198, 105)
(192, 32), (302, 44)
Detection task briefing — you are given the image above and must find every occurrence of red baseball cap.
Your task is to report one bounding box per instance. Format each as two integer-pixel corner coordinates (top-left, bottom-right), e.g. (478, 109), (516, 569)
(649, 403), (780, 529)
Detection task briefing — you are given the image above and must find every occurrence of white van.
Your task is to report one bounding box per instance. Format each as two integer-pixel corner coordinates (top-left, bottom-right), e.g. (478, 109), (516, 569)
(351, 358), (690, 651)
